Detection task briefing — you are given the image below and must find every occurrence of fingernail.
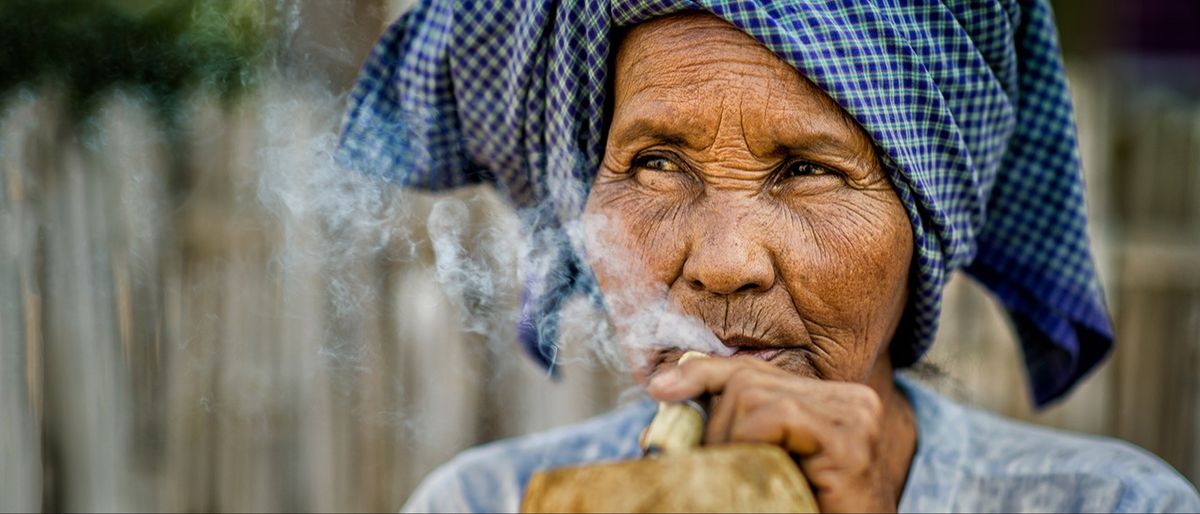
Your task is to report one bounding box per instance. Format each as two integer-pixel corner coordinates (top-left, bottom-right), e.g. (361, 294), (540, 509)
(649, 369), (680, 390)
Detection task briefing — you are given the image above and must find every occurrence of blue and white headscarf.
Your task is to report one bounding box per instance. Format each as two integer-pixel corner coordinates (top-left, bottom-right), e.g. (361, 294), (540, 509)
(336, 0), (1113, 406)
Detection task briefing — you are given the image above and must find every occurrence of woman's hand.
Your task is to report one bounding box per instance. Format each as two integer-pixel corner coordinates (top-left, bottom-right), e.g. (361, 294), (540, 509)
(646, 356), (902, 513)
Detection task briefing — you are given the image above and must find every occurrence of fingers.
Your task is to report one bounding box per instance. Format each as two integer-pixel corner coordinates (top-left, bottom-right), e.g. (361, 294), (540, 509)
(645, 355), (785, 401)
(645, 355), (881, 458)
(644, 356), (895, 512)
(727, 398), (823, 455)
(704, 370), (783, 444)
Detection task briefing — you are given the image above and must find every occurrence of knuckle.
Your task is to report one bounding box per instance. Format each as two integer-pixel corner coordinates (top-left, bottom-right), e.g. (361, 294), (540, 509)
(862, 416), (882, 442)
(726, 367), (759, 391)
(832, 384), (883, 443)
(854, 404), (883, 438)
(844, 385), (883, 420)
(853, 385), (884, 415)
(741, 386), (772, 407)
(843, 443), (873, 471)
(859, 413), (883, 444)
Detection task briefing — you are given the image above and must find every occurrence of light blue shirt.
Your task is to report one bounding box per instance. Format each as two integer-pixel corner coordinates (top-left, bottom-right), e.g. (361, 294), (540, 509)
(403, 375), (1200, 513)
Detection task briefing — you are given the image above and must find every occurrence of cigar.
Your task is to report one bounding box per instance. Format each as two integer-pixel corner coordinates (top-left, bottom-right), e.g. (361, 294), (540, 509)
(641, 351), (710, 456)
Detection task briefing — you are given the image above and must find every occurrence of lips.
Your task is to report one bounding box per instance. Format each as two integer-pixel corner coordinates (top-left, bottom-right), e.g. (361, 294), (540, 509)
(714, 335), (787, 361)
(726, 347), (784, 361)
(645, 334), (800, 372)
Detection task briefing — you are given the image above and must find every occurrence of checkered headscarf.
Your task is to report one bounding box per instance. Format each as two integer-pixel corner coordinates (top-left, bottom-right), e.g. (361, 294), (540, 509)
(337, 0), (1113, 406)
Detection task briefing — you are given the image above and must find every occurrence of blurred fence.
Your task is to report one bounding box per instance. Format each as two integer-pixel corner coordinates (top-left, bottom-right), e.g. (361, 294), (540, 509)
(0, 80), (629, 512)
(1, 53), (1198, 514)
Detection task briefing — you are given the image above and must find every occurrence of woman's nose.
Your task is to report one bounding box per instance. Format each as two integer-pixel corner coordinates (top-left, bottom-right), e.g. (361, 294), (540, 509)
(681, 227), (775, 296)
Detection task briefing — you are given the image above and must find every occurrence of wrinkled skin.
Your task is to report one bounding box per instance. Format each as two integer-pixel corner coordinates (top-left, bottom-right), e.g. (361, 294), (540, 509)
(582, 13), (917, 512)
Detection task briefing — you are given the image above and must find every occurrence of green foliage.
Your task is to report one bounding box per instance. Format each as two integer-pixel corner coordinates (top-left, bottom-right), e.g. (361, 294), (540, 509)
(0, 0), (271, 119)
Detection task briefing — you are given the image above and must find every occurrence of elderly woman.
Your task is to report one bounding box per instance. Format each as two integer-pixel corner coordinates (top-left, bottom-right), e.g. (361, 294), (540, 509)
(338, 1), (1200, 512)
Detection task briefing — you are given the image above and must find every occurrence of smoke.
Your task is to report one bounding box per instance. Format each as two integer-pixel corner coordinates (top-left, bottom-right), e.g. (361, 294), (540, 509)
(246, 6), (733, 383)
(422, 169), (732, 373)
(0, 3), (730, 510)
(570, 210), (733, 369)
(255, 96), (730, 375)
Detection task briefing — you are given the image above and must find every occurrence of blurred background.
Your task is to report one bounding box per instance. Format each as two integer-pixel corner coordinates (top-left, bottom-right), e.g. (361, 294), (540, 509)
(1, 0), (1197, 511)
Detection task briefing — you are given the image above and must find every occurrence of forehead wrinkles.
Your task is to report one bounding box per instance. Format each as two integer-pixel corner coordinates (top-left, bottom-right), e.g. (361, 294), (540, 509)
(612, 13), (874, 161)
(751, 80), (872, 155)
(613, 17), (798, 151)
(615, 14), (793, 94)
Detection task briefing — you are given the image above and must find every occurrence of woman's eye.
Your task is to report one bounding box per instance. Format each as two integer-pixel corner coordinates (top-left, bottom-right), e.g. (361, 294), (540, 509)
(782, 161), (831, 178)
(633, 155), (682, 173)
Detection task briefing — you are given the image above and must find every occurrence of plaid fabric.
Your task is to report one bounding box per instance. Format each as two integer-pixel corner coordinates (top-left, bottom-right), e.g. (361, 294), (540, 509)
(337, 0), (1114, 406)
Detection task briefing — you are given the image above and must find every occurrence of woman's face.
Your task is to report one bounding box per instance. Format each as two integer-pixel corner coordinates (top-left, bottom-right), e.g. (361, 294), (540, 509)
(583, 13), (913, 384)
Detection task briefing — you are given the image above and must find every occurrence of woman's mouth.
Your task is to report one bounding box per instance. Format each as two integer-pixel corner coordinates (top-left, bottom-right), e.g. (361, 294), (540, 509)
(645, 335), (798, 371)
(725, 347), (784, 361)
(716, 335), (787, 361)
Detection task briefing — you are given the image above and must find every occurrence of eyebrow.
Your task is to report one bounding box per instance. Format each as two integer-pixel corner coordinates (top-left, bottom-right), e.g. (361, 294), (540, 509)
(611, 112), (873, 166)
(770, 133), (870, 161)
(608, 115), (711, 151)
(761, 103), (874, 156)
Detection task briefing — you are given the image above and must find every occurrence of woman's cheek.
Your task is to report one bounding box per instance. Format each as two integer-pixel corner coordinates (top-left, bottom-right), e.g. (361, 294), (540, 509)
(583, 181), (690, 292)
(772, 193), (911, 340)
(787, 191), (907, 278)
